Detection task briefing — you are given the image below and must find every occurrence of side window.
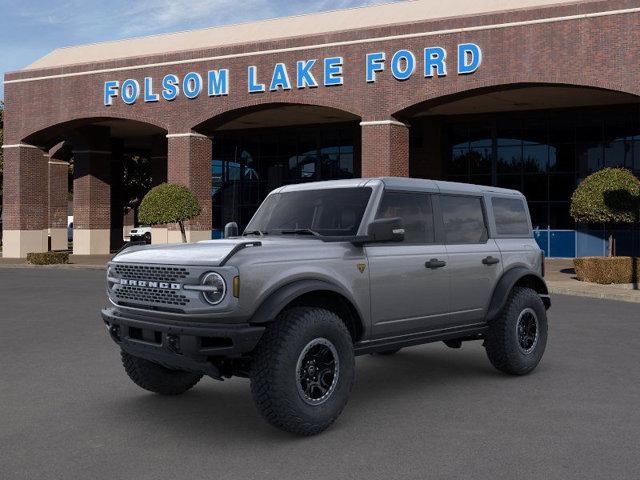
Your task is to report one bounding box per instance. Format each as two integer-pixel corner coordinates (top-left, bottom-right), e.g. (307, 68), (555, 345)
(492, 197), (531, 236)
(440, 195), (487, 244)
(376, 191), (435, 244)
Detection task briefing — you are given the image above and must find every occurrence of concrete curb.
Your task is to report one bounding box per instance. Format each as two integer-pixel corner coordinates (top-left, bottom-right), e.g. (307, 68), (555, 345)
(0, 263), (106, 271)
(548, 282), (640, 304)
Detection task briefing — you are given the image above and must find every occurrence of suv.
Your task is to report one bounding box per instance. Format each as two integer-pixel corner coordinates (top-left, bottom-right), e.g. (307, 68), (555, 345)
(128, 226), (152, 243)
(102, 178), (550, 435)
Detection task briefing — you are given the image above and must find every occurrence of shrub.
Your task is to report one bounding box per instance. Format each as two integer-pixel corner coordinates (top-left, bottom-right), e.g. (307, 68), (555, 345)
(138, 183), (202, 243)
(27, 251), (70, 265)
(573, 256), (640, 284)
(570, 168), (640, 256)
(570, 168), (640, 224)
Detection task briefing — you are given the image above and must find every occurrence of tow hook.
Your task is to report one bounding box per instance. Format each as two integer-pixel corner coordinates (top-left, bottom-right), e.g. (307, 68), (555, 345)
(167, 334), (181, 353)
(106, 323), (120, 342)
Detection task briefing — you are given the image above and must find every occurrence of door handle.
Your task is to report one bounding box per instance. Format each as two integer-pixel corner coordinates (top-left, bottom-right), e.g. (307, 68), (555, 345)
(482, 256), (500, 265)
(425, 259), (446, 269)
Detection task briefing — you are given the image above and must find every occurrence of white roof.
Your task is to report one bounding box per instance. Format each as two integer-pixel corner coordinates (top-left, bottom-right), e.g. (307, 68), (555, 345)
(25, 0), (587, 70)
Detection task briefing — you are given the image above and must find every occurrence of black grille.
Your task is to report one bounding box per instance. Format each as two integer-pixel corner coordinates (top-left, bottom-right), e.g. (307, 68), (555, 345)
(114, 264), (189, 282)
(115, 285), (190, 307)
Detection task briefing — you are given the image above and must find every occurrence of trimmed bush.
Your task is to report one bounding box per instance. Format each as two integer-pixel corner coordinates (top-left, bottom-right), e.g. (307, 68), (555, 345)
(27, 251), (70, 265)
(573, 256), (640, 284)
(138, 183), (202, 243)
(570, 168), (640, 224)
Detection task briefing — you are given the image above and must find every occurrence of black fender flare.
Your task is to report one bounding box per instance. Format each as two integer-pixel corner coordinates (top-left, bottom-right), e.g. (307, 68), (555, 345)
(249, 279), (362, 326)
(485, 267), (550, 322)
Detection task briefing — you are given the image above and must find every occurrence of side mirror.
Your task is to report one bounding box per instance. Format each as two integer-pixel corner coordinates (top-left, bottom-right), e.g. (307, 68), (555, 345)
(224, 222), (239, 238)
(366, 217), (405, 243)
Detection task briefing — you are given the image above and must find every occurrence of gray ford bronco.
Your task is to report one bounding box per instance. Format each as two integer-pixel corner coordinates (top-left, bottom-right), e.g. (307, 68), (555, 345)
(102, 177), (550, 435)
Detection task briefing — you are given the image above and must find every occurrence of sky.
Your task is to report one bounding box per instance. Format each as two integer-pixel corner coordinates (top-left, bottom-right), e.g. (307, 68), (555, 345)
(0, 0), (400, 100)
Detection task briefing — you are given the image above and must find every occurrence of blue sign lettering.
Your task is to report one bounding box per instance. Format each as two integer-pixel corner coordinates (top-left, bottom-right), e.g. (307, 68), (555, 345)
(296, 59), (318, 89)
(161, 74), (179, 101)
(102, 44), (482, 105)
(270, 63), (292, 91)
(208, 69), (229, 96)
(457, 43), (482, 75)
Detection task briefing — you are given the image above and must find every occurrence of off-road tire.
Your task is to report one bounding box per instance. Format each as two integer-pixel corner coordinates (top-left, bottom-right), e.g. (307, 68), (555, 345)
(250, 307), (355, 436)
(121, 351), (202, 395)
(375, 348), (402, 355)
(484, 287), (548, 375)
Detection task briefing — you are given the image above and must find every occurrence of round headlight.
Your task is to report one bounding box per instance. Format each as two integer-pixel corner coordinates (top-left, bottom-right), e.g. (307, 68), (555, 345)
(201, 272), (226, 305)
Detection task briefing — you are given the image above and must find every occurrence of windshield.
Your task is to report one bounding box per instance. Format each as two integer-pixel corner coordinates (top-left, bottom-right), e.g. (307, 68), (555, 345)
(245, 187), (372, 237)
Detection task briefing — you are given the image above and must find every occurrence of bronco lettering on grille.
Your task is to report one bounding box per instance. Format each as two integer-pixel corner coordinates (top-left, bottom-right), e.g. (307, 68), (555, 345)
(119, 279), (181, 290)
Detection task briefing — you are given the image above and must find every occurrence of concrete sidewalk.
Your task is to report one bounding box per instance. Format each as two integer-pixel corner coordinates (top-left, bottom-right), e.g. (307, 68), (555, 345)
(545, 259), (640, 303)
(0, 254), (110, 270)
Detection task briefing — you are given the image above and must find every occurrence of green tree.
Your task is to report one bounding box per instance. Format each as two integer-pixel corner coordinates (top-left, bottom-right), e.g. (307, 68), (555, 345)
(138, 183), (201, 243)
(570, 167), (640, 255)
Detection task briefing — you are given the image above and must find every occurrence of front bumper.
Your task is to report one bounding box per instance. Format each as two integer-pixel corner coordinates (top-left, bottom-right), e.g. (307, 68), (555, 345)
(101, 307), (265, 377)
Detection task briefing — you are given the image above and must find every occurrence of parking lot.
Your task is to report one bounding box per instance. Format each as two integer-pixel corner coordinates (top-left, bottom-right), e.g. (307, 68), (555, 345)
(1, 267), (639, 480)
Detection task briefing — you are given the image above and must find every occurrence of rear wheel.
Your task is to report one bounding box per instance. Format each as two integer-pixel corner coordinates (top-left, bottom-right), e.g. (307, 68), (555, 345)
(250, 307), (355, 436)
(484, 287), (548, 375)
(121, 351), (202, 395)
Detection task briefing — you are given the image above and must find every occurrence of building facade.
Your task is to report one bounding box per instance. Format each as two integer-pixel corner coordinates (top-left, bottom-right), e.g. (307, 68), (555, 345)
(3, 0), (640, 257)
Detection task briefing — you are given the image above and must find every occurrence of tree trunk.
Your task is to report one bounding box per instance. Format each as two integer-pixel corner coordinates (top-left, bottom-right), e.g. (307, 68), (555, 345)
(608, 233), (614, 257)
(178, 221), (187, 243)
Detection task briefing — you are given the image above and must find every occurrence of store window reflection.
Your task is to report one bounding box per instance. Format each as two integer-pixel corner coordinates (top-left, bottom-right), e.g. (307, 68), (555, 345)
(444, 106), (640, 231)
(211, 123), (359, 235)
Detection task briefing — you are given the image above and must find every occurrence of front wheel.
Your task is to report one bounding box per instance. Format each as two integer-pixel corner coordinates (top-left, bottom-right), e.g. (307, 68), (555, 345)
(484, 287), (548, 375)
(250, 307), (355, 436)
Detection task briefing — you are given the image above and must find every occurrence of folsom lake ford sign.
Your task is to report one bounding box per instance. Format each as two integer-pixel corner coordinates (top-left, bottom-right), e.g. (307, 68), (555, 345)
(103, 43), (482, 106)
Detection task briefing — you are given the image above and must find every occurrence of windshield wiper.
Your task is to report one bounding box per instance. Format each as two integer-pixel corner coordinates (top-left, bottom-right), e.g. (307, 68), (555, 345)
(243, 230), (267, 236)
(276, 228), (321, 237)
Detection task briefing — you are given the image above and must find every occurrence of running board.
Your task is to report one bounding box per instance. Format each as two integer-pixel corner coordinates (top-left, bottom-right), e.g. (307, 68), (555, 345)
(354, 324), (487, 356)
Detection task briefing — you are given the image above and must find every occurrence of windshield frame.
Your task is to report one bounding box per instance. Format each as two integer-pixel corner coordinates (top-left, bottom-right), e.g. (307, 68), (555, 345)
(244, 184), (380, 240)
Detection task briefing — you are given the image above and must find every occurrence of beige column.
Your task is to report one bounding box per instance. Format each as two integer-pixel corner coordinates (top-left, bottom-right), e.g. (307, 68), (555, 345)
(166, 132), (212, 243)
(71, 126), (112, 255)
(48, 159), (69, 251)
(360, 120), (410, 177)
(1, 144), (49, 258)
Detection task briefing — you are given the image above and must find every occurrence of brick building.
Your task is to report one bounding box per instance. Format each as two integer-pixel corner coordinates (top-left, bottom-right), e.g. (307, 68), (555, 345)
(3, 0), (640, 258)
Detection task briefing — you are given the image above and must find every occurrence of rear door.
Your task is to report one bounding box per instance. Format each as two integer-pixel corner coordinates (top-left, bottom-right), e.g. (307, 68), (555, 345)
(365, 190), (450, 337)
(440, 194), (503, 325)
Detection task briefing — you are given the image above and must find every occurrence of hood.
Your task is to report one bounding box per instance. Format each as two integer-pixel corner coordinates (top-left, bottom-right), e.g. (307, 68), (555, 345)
(111, 236), (338, 266)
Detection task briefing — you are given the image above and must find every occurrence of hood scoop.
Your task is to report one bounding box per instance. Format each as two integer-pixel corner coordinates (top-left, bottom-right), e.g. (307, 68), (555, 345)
(113, 240), (262, 266)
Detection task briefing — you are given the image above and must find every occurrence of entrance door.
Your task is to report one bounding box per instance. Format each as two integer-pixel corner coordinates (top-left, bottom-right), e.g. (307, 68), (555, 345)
(366, 191), (450, 338)
(439, 194), (503, 324)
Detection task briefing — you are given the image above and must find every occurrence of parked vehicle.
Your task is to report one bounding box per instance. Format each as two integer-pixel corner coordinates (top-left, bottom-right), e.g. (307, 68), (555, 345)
(102, 177), (550, 435)
(128, 226), (152, 244)
(67, 216), (73, 242)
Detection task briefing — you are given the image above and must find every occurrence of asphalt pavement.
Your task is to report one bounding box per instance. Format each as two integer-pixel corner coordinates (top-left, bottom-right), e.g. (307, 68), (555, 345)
(1, 268), (638, 480)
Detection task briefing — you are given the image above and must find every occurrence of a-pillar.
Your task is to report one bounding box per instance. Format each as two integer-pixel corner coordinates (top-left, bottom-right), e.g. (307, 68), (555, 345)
(1, 143), (49, 258)
(150, 134), (169, 244)
(72, 127), (112, 255)
(48, 152), (69, 251)
(166, 132), (212, 243)
(360, 120), (410, 177)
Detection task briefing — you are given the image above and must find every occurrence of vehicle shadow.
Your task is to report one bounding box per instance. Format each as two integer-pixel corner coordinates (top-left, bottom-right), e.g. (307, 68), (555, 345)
(102, 345), (506, 441)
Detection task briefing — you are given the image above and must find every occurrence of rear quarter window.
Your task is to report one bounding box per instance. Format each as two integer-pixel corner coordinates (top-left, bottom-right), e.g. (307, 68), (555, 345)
(492, 197), (531, 236)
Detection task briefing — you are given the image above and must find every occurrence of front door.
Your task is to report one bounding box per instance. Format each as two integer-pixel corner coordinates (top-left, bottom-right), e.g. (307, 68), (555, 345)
(366, 191), (450, 338)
